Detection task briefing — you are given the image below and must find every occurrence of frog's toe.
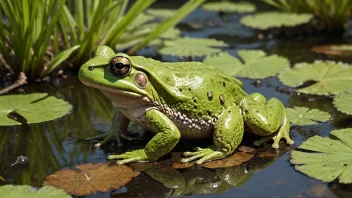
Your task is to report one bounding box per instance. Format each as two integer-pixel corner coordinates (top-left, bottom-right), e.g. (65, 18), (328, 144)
(108, 149), (149, 164)
(182, 148), (226, 164)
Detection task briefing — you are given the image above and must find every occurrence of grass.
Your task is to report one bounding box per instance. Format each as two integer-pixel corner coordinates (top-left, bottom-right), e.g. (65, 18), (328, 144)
(0, 0), (205, 81)
(262, 0), (352, 32)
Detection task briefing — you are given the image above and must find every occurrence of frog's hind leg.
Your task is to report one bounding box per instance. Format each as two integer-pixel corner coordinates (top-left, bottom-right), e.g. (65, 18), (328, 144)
(240, 93), (294, 149)
(182, 105), (244, 164)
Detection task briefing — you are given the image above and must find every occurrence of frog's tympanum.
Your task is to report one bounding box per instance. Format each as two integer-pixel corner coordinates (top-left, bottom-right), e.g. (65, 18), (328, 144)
(78, 46), (294, 165)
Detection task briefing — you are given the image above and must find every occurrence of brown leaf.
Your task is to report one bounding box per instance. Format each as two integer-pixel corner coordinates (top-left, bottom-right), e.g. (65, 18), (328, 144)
(0, 176), (5, 182)
(258, 151), (277, 158)
(312, 45), (352, 56)
(238, 146), (256, 153)
(172, 152), (254, 169)
(43, 162), (136, 196)
(201, 152), (254, 169)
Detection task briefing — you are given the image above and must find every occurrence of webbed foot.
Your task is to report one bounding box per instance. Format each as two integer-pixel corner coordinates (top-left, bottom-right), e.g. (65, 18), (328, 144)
(108, 149), (149, 165)
(181, 147), (228, 164)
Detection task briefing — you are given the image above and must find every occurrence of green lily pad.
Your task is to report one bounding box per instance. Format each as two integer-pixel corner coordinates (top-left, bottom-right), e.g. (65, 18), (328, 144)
(145, 8), (177, 18)
(286, 106), (331, 126)
(333, 92), (352, 115)
(278, 61), (352, 95)
(0, 93), (72, 126)
(291, 128), (352, 184)
(201, 1), (256, 13)
(158, 37), (228, 57)
(203, 50), (289, 79)
(240, 12), (313, 30)
(0, 185), (71, 198)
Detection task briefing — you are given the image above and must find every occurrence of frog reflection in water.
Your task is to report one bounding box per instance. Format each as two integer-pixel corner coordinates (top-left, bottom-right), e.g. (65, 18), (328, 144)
(78, 46), (294, 165)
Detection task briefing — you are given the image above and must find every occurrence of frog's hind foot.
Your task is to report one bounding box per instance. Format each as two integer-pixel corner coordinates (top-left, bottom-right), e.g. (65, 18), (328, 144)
(181, 147), (228, 164)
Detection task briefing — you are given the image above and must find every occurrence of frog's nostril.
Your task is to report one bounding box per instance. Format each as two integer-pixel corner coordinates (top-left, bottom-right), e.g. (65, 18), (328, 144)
(88, 66), (94, 71)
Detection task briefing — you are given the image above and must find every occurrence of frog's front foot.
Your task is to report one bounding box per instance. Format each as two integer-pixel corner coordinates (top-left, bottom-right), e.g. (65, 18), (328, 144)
(181, 147), (228, 164)
(108, 149), (149, 165)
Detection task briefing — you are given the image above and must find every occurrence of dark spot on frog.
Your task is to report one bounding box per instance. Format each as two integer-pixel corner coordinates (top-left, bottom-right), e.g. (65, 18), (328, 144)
(193, 97), (197, 103)
(188, 88), (192, 91)
(222, 81), (226, 87)
(219, 94), (225, 105)
(194, 105), (197, 109)
(207, 110), (212, 116)
(207, 91), (213, 100)
(179, 88), (183, 92)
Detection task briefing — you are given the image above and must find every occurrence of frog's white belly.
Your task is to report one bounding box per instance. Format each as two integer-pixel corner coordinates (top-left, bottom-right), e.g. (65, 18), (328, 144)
(102, 90), (215, 139)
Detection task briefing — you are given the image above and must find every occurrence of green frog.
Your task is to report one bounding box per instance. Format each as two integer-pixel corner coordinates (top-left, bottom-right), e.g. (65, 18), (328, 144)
(78, 46), (294, 165)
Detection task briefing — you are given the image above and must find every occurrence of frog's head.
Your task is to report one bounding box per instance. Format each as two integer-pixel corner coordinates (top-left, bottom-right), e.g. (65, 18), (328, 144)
(78, 46), (153, 99)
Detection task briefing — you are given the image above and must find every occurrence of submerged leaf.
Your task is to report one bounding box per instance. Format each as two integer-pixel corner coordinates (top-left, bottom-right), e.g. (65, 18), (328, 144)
(43, 162), (136, 196)
(158, 37), (228, 57)
(291, 128), (352, 184)
(203, 51), (289, 79)
(0, 185), (71, 198)
(279, 61), (352, 95)
(240, 12), (313, 30)
(0, 176), (5, 182)
(286, 106), (331, 126)
(0, 93), (72, 126)
(312, 44), (352, 56)
(201, 1), (256, 13)
(333, 92), (352, 115)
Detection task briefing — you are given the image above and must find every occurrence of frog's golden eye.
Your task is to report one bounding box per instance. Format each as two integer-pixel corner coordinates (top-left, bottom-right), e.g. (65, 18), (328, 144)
(109, 56), (131, 77)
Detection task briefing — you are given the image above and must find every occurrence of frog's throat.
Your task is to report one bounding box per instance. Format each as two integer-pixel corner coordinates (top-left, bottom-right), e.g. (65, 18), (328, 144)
(81, 80), (146, 97)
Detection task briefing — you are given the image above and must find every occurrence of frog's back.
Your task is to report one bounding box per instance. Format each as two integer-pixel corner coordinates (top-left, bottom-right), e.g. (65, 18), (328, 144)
(131, 56), (248, 138)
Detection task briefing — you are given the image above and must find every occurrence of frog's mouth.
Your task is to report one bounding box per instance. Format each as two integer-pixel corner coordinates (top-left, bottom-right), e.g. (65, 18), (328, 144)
(80, 80), (145, 97)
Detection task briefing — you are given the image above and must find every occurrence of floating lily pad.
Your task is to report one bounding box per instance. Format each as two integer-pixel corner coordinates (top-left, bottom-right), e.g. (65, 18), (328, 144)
(43, 162), (136, 196)
(0, 93), (72, 126)
(312, 44), (352, 56)
(172, 151), (254, 169)
(333, 92), (352, 115)
(203, 51), (289, 79)
(279, 61), (352, 95)
(201, 1), (256, 13)
(158, 37), (228, 57)
(145, 8), (177, 18)
(286, 106), (331, 126)
(291, 128), (352, 183)
(0, 185), (71, 198)
(240, 12), (313, 30)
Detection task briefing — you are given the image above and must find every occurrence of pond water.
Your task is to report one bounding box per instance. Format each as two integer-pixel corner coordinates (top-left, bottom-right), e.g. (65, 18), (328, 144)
(1, 1), (352, 197)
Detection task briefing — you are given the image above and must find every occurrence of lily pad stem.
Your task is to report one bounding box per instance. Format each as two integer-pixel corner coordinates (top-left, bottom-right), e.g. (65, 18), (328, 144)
(0, 72), (28, 95)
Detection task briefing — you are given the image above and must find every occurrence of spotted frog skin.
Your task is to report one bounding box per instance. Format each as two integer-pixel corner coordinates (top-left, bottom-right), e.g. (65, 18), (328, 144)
(78, 46), (294, 165)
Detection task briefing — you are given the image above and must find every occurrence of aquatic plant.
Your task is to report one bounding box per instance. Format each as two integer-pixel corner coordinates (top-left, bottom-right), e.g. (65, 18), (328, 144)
(261, 0), (352, 33)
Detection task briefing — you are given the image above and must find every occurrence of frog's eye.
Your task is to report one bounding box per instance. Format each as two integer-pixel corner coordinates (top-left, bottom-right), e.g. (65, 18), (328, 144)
(109, 56), (131, 77)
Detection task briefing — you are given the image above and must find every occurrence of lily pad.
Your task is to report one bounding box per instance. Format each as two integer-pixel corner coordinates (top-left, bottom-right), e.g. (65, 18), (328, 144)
(203, 51), (289, 79)
(0, 93), (72, 126)
(279, 61), (352, 95)
(145, 8), (177, 18)
(240, 12), (313, 30)
(0, 185), (71, 198)
(43, 162), (136, 196)
(158, 37), (228, 57)
(172, 151), (254, 169)
(286, 106), (331, 126)
(291, 128), (352, 184)
(333, 92), (352, 115)
(201, 1), (256, 13)
(312, 44), (352, 56)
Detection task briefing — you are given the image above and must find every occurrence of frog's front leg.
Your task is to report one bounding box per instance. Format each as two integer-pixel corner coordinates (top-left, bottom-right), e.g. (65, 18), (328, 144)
(240, 93), (294, 148)
(85, 108), (130, 148)
(108, 109), (181, 164)
(182, 105), (244, 164)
